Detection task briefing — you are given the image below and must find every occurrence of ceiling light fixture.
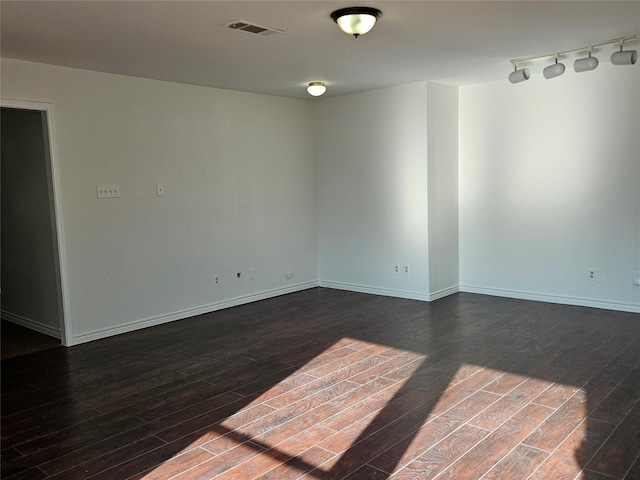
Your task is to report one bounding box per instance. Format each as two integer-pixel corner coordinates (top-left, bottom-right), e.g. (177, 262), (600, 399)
(611, 40), (638, 65)
(307, 82), (327, 96)
(543, 54), (565, 79)
(509, 34), (639, 82)
(574, 47), (599, 73)
(509, 63), (530, 84)
(330, 7), (382, 38)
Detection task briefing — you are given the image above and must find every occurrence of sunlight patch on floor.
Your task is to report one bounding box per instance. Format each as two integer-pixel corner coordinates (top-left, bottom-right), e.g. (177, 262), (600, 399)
(217, 337), (427, 460)
(142, 338), (589, 479)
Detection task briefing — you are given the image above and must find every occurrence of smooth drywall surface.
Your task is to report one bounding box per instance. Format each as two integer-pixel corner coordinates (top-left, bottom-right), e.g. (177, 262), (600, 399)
(427, 82), (459, 299)
(1, 108), (61, 335)
(315, 83), (430, 300)
(1, 58), (318, 342)
(459, 63), (640, 312)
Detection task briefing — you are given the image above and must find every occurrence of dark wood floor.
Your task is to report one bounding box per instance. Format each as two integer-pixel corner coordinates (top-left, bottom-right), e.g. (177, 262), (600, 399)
(2, 288), (639, 480)
(1, 320), (61, 360)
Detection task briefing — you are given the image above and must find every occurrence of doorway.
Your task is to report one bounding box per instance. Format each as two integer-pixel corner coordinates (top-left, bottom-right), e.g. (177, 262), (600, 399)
(1, 103), (71, 352)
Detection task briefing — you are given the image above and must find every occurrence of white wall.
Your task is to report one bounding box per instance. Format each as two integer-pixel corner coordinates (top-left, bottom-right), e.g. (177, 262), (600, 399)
(427, 83), (459, 299)
(315, 82), (431, 300)
(4, 55), (634, 346)
(1, 58), (318, 344)
(459, 62), (640, 312)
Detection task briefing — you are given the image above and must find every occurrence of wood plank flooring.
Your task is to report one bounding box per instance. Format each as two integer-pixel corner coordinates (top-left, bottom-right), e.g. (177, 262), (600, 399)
(2, 289), (640, 479)
(1, 320), (61, 360)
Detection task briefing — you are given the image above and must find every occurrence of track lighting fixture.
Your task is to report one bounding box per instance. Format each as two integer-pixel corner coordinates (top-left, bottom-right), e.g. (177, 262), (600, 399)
(574, 47), (599, 73)
(307, 82), (326, 97)
(611, 41), (638, 65)
(509, 34), (638, 83)
(543, 54), (565, 79)
(330, 7), (382, 38)
(509, 63), (530, 84)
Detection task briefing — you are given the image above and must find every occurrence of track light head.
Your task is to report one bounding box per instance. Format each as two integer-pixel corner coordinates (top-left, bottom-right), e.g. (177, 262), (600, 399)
(574, 48), (599, 73)
(543, 55), (565, 79)
(509, 65), (530, 83)
(611, 43), (637, 65)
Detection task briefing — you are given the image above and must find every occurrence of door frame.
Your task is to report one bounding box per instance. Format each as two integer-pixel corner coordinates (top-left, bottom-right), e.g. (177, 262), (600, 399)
(1, 99), (73, 346)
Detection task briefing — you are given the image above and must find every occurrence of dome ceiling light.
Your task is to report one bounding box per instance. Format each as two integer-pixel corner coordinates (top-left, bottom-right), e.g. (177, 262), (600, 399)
(330, 7), (382, 38)
(307, 82), (327, 96)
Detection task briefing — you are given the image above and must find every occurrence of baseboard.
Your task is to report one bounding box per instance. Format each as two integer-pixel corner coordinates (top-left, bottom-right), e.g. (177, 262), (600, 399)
(319, 280), (430, 302)
(459, 284), (640, 314)
(72, 281), (319, 345)
(69, 280), (637, 345)
(429, 285), (460, 301)
(1, 310), (61, 339)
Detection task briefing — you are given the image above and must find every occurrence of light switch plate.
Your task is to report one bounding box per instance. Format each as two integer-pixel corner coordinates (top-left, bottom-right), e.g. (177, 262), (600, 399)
(97, 185), (120, 198)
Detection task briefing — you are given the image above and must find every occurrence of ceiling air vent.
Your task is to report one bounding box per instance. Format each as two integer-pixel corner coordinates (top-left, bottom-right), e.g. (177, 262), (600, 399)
(224, 20), (283, 37)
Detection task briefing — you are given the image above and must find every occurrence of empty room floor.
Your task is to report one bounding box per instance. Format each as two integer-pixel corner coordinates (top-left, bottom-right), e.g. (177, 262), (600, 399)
(1, 288), (639, 479)
(1, 320), (61, 360)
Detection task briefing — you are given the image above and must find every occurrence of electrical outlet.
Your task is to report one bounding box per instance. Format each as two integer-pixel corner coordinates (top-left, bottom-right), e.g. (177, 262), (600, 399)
(214, 275), (220, 286)
(394, 265), (400, 274)
(404, 265), (410, 274)
(588, 270), (596, 281)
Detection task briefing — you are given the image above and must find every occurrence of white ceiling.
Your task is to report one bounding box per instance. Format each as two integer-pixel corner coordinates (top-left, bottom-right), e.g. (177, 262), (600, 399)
(1, 1), (639, 99)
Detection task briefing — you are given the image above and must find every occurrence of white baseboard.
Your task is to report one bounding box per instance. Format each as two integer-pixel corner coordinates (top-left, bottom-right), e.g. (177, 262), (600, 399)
(72, 281), (319, 345)
(459, 284), (640, 314)
(68, 280), (638, 346)
(429, 285), (460, 301)
(1, 310), (61, 338)
(319, 280), (430, 302)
